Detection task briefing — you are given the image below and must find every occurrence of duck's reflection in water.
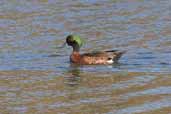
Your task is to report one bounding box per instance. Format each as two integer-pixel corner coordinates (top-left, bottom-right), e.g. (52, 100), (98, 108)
(64, 64), (82, 87)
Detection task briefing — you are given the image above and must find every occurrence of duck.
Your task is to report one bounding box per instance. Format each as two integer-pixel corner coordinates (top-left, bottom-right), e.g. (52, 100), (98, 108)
(66, 34), (126, 65)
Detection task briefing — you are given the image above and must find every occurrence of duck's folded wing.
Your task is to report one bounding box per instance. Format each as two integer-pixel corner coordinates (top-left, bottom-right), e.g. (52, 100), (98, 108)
(80, 50), (126, 64)
(81, 51), (108, 57)
(80, 51), (110, 64)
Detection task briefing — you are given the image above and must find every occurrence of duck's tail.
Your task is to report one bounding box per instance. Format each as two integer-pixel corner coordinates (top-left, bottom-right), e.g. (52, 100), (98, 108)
(112, 50), (126, 62)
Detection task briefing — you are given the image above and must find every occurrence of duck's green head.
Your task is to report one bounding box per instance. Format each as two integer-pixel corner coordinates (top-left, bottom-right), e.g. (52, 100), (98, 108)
(66, 35), (84, 48)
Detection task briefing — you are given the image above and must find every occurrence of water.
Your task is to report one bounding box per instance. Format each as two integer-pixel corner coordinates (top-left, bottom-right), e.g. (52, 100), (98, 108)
(0, 0), (171, 114)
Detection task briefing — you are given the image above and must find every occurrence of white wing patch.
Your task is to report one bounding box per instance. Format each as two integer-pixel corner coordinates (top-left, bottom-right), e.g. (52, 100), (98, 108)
(107, 58), (114, 64)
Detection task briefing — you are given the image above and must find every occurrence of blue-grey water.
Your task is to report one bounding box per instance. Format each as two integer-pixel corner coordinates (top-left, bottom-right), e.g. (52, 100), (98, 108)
(0, 0), (171, 114)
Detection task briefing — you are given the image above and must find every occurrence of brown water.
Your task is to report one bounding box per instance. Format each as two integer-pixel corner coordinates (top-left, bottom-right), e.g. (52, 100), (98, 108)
(0, 0), (171, 114)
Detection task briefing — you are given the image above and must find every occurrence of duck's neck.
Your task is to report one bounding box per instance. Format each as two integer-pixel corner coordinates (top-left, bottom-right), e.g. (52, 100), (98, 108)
(72, 43), (80, 52)
(70, 51), (81, 63)
(70, 44), (81, 63)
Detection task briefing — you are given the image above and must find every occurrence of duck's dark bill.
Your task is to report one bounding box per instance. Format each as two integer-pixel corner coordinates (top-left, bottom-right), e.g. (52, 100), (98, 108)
(58, 42), (66, 48)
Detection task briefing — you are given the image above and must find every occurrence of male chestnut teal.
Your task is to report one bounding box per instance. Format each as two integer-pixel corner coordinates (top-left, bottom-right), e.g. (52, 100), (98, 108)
(66, 35), (126, 65)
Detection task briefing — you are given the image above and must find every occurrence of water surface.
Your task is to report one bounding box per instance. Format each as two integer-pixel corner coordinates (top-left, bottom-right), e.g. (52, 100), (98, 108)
(0, 0), (171, 114)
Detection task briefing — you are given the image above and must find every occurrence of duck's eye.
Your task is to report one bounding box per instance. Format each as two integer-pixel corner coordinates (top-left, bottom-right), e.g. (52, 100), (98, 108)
(66, 36), (74, 43)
